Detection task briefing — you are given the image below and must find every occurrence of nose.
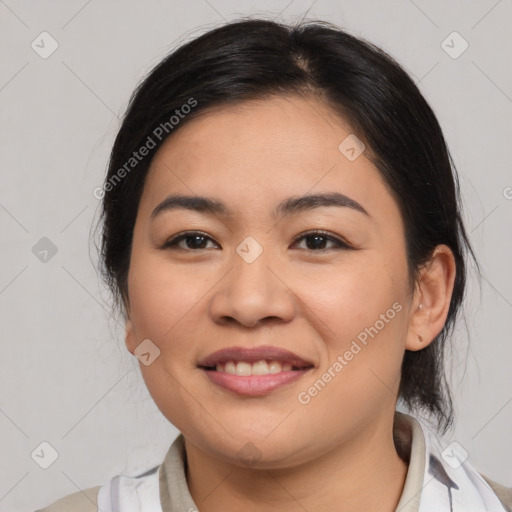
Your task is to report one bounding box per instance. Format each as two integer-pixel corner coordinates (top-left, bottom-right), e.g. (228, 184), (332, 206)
(209, 246), (296, 328)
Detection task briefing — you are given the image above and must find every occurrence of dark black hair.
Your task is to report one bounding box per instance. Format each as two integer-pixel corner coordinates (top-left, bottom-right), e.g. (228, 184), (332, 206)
(96, 17), (478, 434)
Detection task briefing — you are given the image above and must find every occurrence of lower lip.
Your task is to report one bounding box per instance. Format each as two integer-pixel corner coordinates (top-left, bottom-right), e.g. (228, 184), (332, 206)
(200, 368), (312, 396)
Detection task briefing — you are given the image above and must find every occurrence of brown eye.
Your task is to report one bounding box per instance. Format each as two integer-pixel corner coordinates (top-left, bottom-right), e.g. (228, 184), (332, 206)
(292, 231), (351, 251)
(163, 231), (219, 250)
(162, 230), (351, 252)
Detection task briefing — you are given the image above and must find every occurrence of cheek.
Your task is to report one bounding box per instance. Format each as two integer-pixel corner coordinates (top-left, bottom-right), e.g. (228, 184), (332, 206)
(291, 251), (408, 341)
(127, 248), (203, 340)
(126, 251), (209, 431)
(291, 252), (409, 405)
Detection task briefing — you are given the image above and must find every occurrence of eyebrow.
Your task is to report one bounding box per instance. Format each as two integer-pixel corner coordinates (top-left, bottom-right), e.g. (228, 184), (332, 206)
(150, 192), (370, 220)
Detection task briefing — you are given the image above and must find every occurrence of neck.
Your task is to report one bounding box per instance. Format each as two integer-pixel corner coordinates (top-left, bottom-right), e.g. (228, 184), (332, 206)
(184, 412), (409, 512)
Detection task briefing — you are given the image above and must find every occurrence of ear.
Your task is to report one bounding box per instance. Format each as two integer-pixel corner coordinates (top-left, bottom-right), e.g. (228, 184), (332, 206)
(406, 244), (456, 351)
(125, 318), (137, 355)
(124, 301), (137, 356)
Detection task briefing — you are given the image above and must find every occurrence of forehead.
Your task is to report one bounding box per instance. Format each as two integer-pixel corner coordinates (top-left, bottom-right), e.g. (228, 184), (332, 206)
(153, 95), (352, 171)
(139, 95), (399, 225)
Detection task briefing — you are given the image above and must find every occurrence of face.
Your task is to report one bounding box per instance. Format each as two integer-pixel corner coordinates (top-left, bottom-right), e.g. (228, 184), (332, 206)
(125, 95), (416, 468)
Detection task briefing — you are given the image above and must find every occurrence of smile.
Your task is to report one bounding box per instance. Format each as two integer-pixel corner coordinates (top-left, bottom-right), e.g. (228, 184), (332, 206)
(200, 365), (313, 396)
(197, 345), (315, 396)
(212, 360), (304, 375)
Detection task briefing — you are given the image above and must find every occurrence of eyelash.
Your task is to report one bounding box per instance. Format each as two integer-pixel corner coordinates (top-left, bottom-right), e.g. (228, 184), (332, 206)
(162, 230), (352, 252)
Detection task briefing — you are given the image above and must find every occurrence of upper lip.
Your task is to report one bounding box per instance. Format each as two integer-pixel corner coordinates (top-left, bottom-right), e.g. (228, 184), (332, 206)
(197, 345), (314, 369)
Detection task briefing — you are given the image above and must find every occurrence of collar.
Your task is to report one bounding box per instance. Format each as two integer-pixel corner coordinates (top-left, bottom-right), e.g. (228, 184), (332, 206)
(393, 411), (427, 511)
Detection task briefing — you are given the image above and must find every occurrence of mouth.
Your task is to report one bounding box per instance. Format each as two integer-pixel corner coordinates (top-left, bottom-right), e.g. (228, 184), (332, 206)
(200, 359), (312, 374)
(197, 346), (314, 396)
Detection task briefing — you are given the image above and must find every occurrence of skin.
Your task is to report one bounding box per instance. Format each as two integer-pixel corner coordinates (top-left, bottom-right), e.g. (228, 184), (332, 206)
(124, 94), (456, 511)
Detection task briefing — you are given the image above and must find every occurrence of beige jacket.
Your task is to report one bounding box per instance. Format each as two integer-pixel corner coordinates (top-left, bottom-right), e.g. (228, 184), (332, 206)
(35, 412), (512, 512)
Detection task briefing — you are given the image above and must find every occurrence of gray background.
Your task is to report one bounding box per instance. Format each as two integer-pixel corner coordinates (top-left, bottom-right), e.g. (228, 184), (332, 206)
(0, 0), (511, 510)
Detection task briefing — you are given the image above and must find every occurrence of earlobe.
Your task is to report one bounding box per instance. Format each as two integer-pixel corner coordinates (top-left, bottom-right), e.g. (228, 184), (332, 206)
(123, 296), (136, 355)
(125, 318), (136, 355)
(405, 245), (456, 352)
(406, 301), (428, 352)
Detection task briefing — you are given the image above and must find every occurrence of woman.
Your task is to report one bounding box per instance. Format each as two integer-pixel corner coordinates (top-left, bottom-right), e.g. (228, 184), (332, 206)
(36, 17), (511, 512)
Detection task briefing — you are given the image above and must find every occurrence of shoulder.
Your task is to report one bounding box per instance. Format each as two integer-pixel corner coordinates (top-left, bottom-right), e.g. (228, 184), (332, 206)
(481, 474), (512, 512)
(34, 485), (101, 512)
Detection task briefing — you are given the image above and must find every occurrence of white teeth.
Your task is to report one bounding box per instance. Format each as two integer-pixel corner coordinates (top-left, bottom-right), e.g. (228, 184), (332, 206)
(268, 361), (282, 374)
(235, 362), (252, 376)
(251, 360), (269, 375)
(214, 360), (297, 375)
(224, 361), (236, 375)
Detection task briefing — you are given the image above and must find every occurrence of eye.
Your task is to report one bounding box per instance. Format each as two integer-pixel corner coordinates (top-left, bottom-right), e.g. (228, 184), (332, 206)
(162, 230), (352, 252)
(291, 231), (352, 251)
(162, 231), (219, 250)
